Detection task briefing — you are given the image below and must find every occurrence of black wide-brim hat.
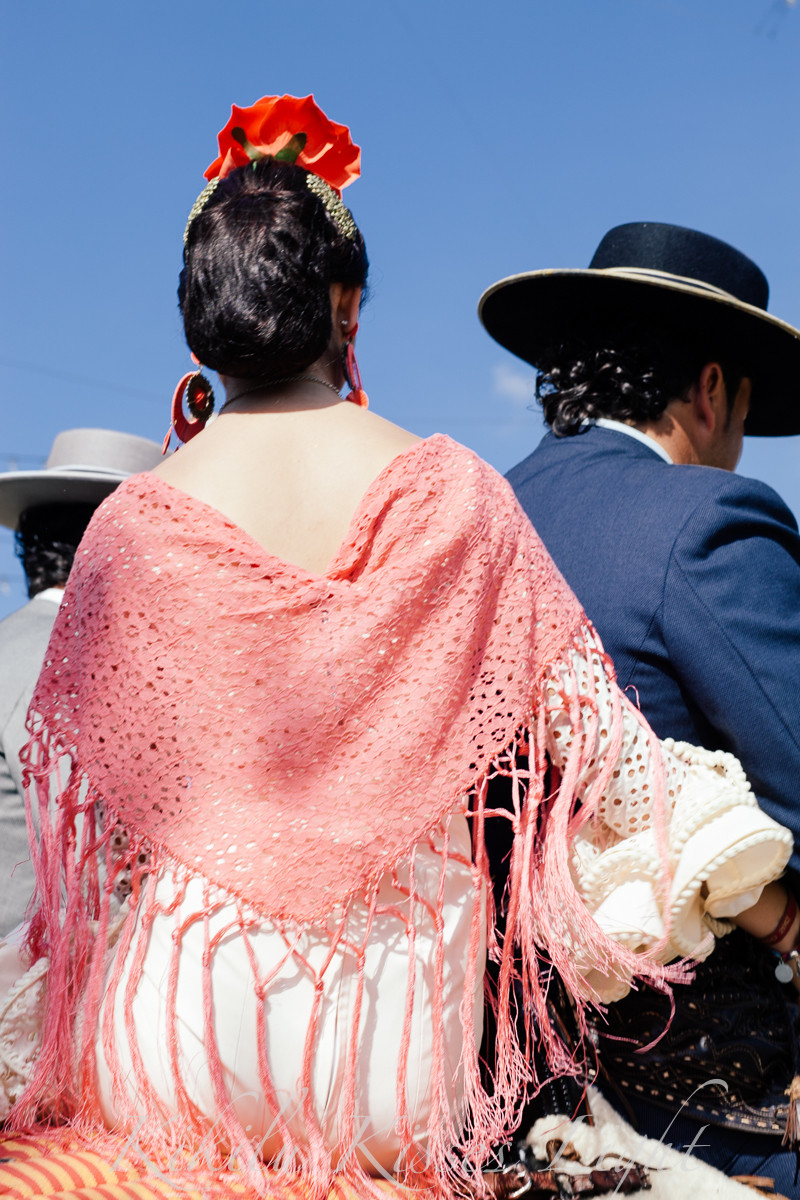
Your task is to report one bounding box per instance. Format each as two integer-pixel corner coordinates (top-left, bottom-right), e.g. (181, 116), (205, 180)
(479, 222), (800, 436)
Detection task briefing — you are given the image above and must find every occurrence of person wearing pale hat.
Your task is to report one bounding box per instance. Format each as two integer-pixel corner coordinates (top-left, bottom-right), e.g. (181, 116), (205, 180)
(0, 428), (162, 933)
(480, 223), (800, 1188)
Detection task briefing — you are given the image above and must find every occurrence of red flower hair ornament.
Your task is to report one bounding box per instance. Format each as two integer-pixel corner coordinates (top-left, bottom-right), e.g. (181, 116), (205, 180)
(183, 94), (361, 246)
(205, 93), (360, 195)
(172, 96), (365, 454)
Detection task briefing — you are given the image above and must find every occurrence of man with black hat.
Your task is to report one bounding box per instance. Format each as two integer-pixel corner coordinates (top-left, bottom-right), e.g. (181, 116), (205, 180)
(480, 223), (800, 1188)
(0, 428), (162, 933)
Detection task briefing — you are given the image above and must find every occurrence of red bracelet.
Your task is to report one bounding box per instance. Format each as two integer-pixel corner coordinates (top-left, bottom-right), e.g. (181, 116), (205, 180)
(761, 891), (798, 947)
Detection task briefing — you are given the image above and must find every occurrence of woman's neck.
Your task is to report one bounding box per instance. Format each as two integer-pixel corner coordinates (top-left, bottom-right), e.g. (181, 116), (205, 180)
(220, 355), (345, 415)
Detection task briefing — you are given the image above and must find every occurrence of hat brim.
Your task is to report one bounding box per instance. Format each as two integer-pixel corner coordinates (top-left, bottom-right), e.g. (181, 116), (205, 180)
(0, 471), (127, 530)
(479, 269), (800, 436)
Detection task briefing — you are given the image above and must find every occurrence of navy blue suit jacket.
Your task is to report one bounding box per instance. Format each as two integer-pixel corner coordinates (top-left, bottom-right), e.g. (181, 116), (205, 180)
(508, 424), (800, 879)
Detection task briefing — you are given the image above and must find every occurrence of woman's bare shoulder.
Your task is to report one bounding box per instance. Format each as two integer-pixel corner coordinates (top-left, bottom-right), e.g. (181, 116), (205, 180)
(348, 407), (422, 457)
(305, 405), (423, 496)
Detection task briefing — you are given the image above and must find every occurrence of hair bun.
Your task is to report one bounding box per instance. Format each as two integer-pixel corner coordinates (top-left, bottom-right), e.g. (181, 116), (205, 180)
(179, 159), (368, 380)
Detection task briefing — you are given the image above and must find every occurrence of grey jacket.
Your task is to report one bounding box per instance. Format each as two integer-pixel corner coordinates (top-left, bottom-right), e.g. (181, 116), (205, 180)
(0, 591), (60, 933)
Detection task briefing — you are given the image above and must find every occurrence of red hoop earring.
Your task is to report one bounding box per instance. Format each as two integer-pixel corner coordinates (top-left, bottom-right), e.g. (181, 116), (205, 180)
(162, 370), (215, 453)
(343, 323), (369, 409)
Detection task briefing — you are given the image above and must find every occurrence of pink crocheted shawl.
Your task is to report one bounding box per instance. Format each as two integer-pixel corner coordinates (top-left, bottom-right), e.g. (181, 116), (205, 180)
(14, 435), (676, 1197)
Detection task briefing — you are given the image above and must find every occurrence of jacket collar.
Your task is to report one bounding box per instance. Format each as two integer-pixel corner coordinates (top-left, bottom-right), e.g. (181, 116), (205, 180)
(592, 418), (674, 463)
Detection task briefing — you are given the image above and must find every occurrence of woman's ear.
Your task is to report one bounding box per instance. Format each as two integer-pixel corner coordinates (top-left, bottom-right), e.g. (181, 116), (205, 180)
(330, 283), (363, 338)
(343, 285), (362, 335)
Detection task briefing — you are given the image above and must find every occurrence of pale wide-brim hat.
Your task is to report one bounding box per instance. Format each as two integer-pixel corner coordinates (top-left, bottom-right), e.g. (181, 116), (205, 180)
(0, 428), (164, 530)
(479, 222), (800, 436)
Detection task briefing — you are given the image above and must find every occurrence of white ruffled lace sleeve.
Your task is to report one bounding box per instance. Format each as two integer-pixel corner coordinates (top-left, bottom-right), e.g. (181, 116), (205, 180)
(543, 625), (793, 1002)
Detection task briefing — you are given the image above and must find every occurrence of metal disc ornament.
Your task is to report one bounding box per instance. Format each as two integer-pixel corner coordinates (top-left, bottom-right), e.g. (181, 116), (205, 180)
(186, 372), (215, 420)
(775, 958), (794, 984)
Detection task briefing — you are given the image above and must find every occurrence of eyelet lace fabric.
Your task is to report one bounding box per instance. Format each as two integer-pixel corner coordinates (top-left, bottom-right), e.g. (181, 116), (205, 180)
(5, 435), (792, 1198)
(544, 637), (790, 1000)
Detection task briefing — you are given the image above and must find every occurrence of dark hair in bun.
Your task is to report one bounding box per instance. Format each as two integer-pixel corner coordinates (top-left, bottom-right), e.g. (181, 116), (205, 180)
(178, 159), (368, 379)
(535, 320), (744, 437)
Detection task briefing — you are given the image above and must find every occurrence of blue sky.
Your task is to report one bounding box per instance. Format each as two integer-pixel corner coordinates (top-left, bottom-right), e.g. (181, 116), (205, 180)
(1, 0), (799, 615)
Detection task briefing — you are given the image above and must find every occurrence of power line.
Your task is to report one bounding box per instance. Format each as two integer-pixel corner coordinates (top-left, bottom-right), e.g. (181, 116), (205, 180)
(0, 453), (47, 471)
(0, 353), (165, 406)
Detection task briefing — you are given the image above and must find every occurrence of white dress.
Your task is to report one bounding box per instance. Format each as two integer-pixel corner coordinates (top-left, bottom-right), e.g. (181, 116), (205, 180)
(85, 630), (791, 1169)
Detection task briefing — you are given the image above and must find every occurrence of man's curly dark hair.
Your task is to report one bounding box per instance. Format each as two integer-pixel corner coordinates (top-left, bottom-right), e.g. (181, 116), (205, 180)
(15, 502), (97, 598)
(535, 322), (745, 437)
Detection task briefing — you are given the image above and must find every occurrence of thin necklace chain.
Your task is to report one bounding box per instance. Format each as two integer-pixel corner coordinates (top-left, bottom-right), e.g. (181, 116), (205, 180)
(220, 374), (342, 413)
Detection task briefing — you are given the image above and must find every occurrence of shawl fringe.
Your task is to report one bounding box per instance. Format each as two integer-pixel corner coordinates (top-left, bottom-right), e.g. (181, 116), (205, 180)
(10, 624), (686, 1200)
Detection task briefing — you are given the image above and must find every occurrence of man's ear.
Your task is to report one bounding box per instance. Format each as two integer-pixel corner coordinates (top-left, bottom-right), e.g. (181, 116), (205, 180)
(689, 362), (727, 436)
